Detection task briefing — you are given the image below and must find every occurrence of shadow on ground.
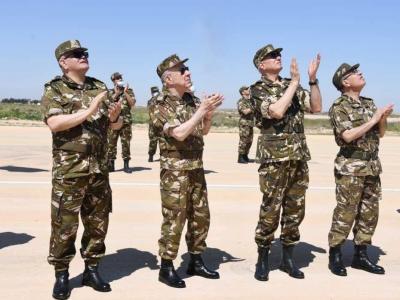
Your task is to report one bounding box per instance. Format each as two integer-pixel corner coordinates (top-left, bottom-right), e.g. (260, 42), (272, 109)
(0, 232), (35, 249)
(269, 240), (326, 271)
(69, 248), (158, 290)
(341, 239), (386, 266)
(0, 165), (48, 172)
(115, 166), (152, 173)
(176, 247), (244, 279)
(204, 170), (217, 174)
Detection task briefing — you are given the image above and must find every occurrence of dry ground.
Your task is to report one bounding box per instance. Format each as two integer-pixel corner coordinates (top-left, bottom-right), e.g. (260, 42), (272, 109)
(0, 126), (399, 300)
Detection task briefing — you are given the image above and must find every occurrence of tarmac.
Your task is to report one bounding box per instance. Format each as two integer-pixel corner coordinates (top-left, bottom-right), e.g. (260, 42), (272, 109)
(0, 125), (399, 299)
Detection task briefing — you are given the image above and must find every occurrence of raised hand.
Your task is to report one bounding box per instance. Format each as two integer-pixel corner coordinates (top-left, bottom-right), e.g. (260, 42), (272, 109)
(199, 93), (224, 115)
(108, 100), (122, 122)
(290, 58), (300, 84)
(89, 91), (108, 115)
(308, 53), (321, 81)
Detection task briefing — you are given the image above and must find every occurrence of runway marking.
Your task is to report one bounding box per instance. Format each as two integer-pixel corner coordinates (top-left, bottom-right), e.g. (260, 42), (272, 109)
(0, 181), (399, 192)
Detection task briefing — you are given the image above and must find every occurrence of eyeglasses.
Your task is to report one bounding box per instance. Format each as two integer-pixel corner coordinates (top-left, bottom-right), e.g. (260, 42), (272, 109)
(265, 52), (281, 60)
(343, 69), (360, 80)
(64, 51), (89, 59)
(179, 66), (189, 75)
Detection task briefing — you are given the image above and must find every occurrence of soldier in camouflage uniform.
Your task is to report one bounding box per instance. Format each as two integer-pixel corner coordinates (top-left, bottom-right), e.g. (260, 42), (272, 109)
(150, 54), (223, 288)
(41, 40), (123, 299)
(107, 72), (136, 173)
(237, 86), (255, 163)
(327, 63), (393, 276)
(251, 44), (322, 281)
(147, 86), (161, 162)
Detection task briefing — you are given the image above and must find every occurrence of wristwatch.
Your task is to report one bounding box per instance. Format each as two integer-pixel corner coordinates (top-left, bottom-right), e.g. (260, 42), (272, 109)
(309, 79), (319, 86)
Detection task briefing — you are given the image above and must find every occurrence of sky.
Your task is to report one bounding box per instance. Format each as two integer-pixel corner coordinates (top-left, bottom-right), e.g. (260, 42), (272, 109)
(0, 0), (399, 111)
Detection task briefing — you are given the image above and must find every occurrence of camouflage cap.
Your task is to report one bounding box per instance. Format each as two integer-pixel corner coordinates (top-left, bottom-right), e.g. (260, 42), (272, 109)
(150, 86), (159, 93)
(332, 63), (360, 90)
(55, 40), (87, 61)
(253, 44), (283, 68)
(239, 86), (249, 94)
(111, 72), (123, 81)
(157, 54), (188, 77)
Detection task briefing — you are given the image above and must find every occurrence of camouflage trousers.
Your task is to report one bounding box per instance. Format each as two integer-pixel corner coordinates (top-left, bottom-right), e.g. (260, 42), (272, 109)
(108, 123), (132, 160)
(158, 168), (210, 260)
(148, 123), (159, 156)
(255, 160), (309, 248)
(328, 173), (381, 247)
(238, 123), (253, 155)
(48, 173), (112, 271)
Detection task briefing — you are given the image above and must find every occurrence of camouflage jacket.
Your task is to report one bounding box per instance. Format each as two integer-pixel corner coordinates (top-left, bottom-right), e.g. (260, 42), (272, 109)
(251, 76), (311, 163)
(150, 89), (204, 170)
(329, 94), (381, 176)
(41, 75), (112, 179)
(237, 97), (255, 126)
(109, 88), (135, 124)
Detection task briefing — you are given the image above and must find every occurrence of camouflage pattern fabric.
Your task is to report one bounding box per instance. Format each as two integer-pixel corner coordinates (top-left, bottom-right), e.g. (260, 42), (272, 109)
(41, 75), (112, 177)
(237, 97), (255, 155)
(328, 95), (382, 248)
(107, 89), (134, 160)
(41, 75), (113, 271)
(328, 173), (380, 247)
(238, 124), (253, 155)
(150, 89), (210, 260)
(149, 89), (204, 170)
(255, 161), (309, 247)
(147, 94), (161, 156)
(329, 95), (381, 176)
(251, 76), (312, 163)
(158, 168), (209, 260)
(48, 173), (112, 271)
(107, 123), (132, 160)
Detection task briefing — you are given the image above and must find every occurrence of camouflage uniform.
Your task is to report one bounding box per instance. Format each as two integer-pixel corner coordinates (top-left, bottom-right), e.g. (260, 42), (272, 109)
(107, 89), (135, 161)
(328, 94), (381, 247)
(150, 89), (210, 260)
(147, 93), (161, 156)
(237, 97), (255, 155)
(251, 76), (312, 247)
(42, 75), (113, 271)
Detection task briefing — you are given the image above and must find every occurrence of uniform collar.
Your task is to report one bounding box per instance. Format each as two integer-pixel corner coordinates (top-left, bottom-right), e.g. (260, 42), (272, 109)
(261, 75), (285, 87)
(61, 75), (95, 90)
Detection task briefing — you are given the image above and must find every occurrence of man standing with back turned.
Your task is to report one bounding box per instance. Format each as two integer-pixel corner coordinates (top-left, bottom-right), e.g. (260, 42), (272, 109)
(41, 40), (122, 300)
(251, 44), (322, 281)
(150, 54), (223, 288)
(237, 86), (255, 163)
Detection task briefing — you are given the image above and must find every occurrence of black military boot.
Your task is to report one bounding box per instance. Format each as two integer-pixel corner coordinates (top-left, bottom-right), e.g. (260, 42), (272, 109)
(243, 154), (250, 162)
(254, 247), (269, 281)
(187, 253), (220, 279)
(123, 159), (132, 173)
(238, 154), (247, 164)
(52, 270), (70, 300)
(108, 160), (115, 172)
(279, 245), (304, 279)
(351, 245), (385, 274)
(158, 258), (186, 288)
(328, 246), (347, 276)
(148, 154), (154, 162)
(82, 263), (111, 292)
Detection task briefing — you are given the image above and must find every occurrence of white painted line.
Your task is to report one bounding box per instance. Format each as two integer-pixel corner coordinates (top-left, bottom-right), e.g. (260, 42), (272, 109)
(0, 181), (399, 192)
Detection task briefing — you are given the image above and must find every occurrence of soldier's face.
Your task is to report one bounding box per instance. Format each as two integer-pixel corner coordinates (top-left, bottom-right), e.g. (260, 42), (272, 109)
(342, 69), (365, 91)
(167, 64), (192, 91)
(60, 50), (89, 73)
(242, 89), (250, 99)
(260, 53), (282, 73)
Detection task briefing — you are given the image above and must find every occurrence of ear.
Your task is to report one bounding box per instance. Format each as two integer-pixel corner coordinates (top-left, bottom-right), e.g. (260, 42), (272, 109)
(341, 78), (350, 89)
(58, 57), (68, 71)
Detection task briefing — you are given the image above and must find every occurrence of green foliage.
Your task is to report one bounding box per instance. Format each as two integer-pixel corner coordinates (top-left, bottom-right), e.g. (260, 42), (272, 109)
(0, 103), (43, 120)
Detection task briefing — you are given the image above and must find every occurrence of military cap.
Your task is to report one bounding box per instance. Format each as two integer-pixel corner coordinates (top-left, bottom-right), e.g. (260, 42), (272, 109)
(253, 44), (283, 68)
(332, 63), (360, 90)
(111, 72), (123, 81)
(150, 86), (159, 93)
(239, 86), (249, 94)
(55, 40), (87, 61)
(157, 54), (188, 77)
